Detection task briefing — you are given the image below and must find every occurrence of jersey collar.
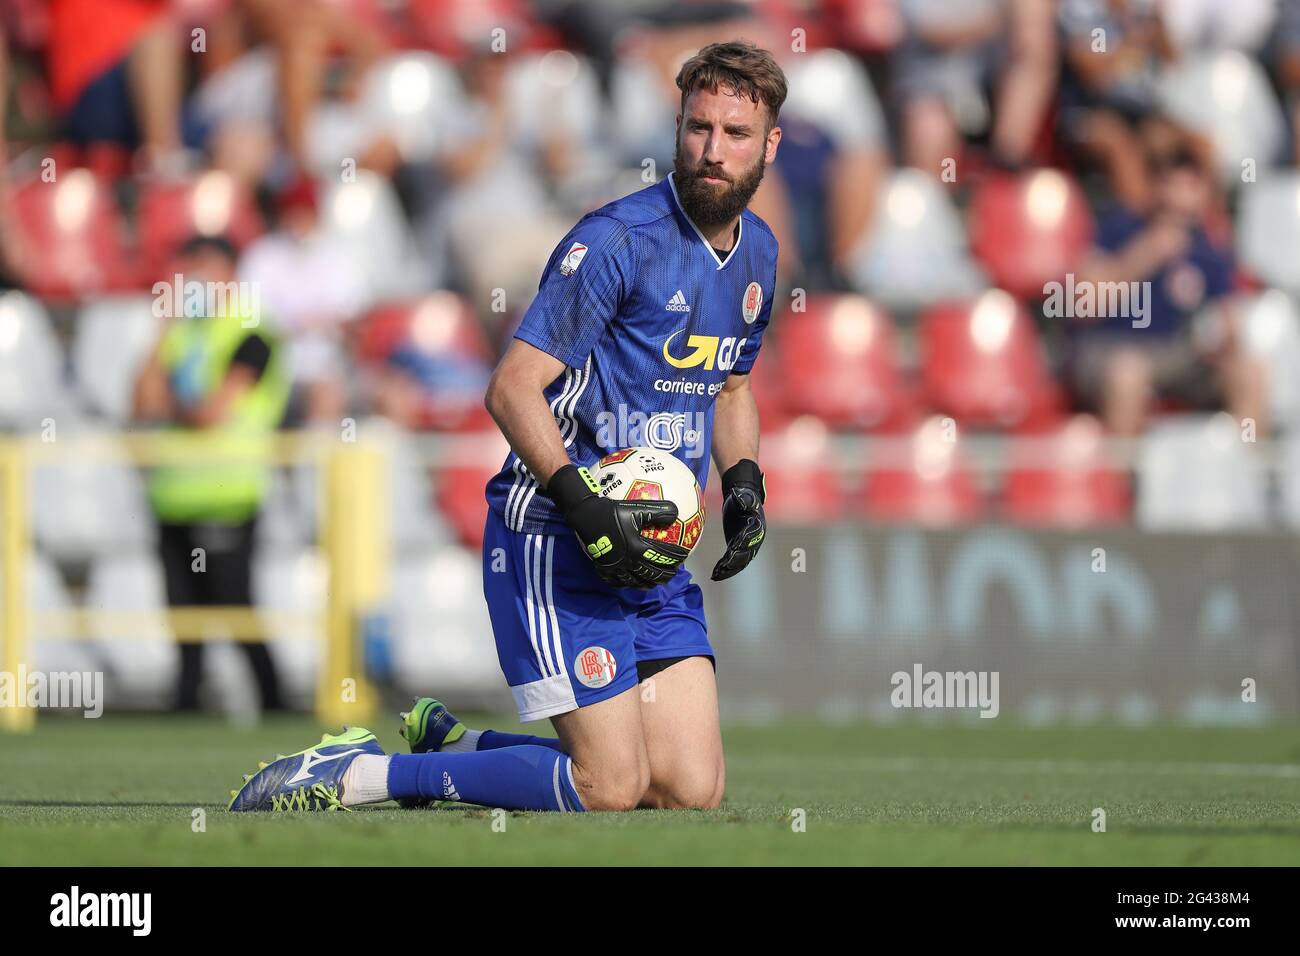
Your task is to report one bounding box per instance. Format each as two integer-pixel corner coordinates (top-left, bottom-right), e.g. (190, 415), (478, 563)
(666, 171), (743, 271)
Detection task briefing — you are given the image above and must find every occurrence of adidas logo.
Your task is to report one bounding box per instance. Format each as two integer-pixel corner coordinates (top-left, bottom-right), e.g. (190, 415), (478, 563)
(442, 770), (461, 801)
(665, 290), (691, 313)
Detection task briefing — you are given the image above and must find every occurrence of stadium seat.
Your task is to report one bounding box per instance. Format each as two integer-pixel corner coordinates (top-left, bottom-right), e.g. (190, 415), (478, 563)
(390, 547), (503, 698)
(72, 296), (162, 423)
(778, 294), (914, 431)
(1236, 172), (1300, 296)
(1238, 289), (1300, 430)
(24, 553), (100, 679)
(780, 48), (887, 150)
(253, 547), (326, 701)
(1157, 50), (1288, 186)
(919, 291), (1062, 430)
(320, 171), (429, 302)
(353, 52), (460, 165)
(357, 293), (492, 365)
(32, 435), (154, 559)
(758, 416), (848, 522)
(84, 551), (176, 703)
(357, 293), (494, 430)
(10, 170), (134, 298)
(136, 170), (264, 283)
(863, 416), (985, 525)
(1137, 414), (1269, 530)
(405, 0), (563, 60)
(1001, 415), (1132, 527)
(0, 291), (64, 429)
(256, 468), (314, 549)
(744, 346), (792, 430)
(968, 169), (1094, 300)
(821, 0), (905, 53)
(844, 169), (986, 309)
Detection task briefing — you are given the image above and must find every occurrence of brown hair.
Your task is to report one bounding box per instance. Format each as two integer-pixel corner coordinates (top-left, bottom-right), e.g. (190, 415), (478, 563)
(675, 40), (788, 132)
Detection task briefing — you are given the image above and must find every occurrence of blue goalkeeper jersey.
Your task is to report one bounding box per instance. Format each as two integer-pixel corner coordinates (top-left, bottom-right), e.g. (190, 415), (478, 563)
(487, 172), (779, 535)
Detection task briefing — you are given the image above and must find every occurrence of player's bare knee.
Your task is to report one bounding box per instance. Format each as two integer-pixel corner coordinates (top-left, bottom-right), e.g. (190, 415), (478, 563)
(571, 757), (650, 812)
(648, 762), (724, 810)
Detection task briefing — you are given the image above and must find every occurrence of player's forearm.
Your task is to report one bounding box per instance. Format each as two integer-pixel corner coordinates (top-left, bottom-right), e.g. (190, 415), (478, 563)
(485, 374), (573, 488)
(711, 380), (761, 475)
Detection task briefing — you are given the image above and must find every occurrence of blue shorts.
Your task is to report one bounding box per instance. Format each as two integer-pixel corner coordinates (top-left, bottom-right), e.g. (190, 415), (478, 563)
(482, 508), (713, 723)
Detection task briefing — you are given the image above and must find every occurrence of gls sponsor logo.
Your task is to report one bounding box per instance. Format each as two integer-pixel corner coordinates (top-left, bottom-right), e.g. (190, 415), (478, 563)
(662, 329), (747, 372)
(594, 403), (708, 459)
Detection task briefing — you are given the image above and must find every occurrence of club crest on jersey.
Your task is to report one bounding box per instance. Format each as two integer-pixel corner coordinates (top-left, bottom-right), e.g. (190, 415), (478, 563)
(742, 281), (763, 324)
(575, 646), (617, 689)
(559, 242), (588, 277)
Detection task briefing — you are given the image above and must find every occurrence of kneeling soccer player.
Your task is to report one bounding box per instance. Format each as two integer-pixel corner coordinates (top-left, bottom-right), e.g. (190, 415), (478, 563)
(229, 40), (784, 813)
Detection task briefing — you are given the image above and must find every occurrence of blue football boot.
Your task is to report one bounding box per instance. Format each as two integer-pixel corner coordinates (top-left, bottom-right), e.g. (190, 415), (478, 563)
(228, 726), (384, 811)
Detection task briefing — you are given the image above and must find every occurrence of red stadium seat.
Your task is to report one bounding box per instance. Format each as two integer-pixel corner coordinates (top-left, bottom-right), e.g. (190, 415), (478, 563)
(357, 293), (493, 365)
(436, 465), (493, 548)
(11, 170), (134, 299)
(779, 294), (915, 431)
(1002, 415), (1132, 527)
(968, 169), (1094, 300)
(744, 346), (792, 431)
(757, 416), (847, 522)
(359, 293), (494, 431)
(863, 417), (985, 525)
(820, 0), (904, 53)
(406, 0), (563, 59)
(919, 291), (1062, 430)
(136, 171), (264, 284)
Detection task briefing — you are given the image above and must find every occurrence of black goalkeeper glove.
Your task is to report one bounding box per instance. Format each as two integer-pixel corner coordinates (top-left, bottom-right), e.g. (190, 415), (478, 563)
(545, 464), (689, 590)
(711, 459), (766, 581)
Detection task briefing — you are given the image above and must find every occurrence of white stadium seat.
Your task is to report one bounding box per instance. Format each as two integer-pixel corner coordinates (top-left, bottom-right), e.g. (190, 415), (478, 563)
(72, 296), (162, 423)
(1236, 171), (1300, 296)
(845, 169), (987, 308)
(0, 291), (64, 429)
(1137, 414), (1270, 530)
(1158, 50), (1287, 186)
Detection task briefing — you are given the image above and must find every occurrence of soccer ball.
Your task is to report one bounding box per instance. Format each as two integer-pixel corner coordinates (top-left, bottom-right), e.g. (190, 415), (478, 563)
(591, 447), (705, 554)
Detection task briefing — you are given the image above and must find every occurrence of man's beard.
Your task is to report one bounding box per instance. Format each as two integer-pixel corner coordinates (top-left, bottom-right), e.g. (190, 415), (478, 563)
(672, 143), (767, 230)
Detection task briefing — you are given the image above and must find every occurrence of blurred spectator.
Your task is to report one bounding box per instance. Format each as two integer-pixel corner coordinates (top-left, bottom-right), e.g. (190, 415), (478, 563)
(189, 0), (387, 184)
(1068, 150), (1264, 436)
(46, 0), (187, 175)
(1057, 0), (1214, 212)
(894, 0), (1057, 179)
(1274, 0), (1300, 163)
(238, 175), (365, 426)
(425, 44), (586, 328)
(131, 234), (290, 712)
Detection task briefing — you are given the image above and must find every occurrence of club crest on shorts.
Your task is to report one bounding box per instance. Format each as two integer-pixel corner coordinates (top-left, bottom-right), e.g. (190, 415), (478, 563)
(559, 242), (589, 277)
(741, 281), (763, 324)
(575, 646), (617, 688)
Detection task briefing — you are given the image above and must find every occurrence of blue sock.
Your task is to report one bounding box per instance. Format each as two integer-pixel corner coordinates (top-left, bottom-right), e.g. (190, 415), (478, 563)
(478, 730), (566, 754)
(388, 746), (584, 812)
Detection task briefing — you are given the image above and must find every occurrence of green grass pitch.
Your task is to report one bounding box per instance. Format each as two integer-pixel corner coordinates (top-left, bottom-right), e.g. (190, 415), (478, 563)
(2, 715), (1299, 865)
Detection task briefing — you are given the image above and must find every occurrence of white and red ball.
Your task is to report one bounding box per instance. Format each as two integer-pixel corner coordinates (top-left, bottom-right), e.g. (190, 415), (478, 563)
(590, 447), (705, 554)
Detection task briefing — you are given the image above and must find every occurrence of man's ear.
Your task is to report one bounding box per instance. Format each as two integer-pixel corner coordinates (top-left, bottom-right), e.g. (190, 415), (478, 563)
(765, 124), (782, 164)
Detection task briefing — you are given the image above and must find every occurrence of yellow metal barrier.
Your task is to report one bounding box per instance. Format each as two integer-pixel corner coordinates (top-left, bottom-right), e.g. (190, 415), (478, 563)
(0, 433), (389, 731)
(0, 439), (33, 731)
